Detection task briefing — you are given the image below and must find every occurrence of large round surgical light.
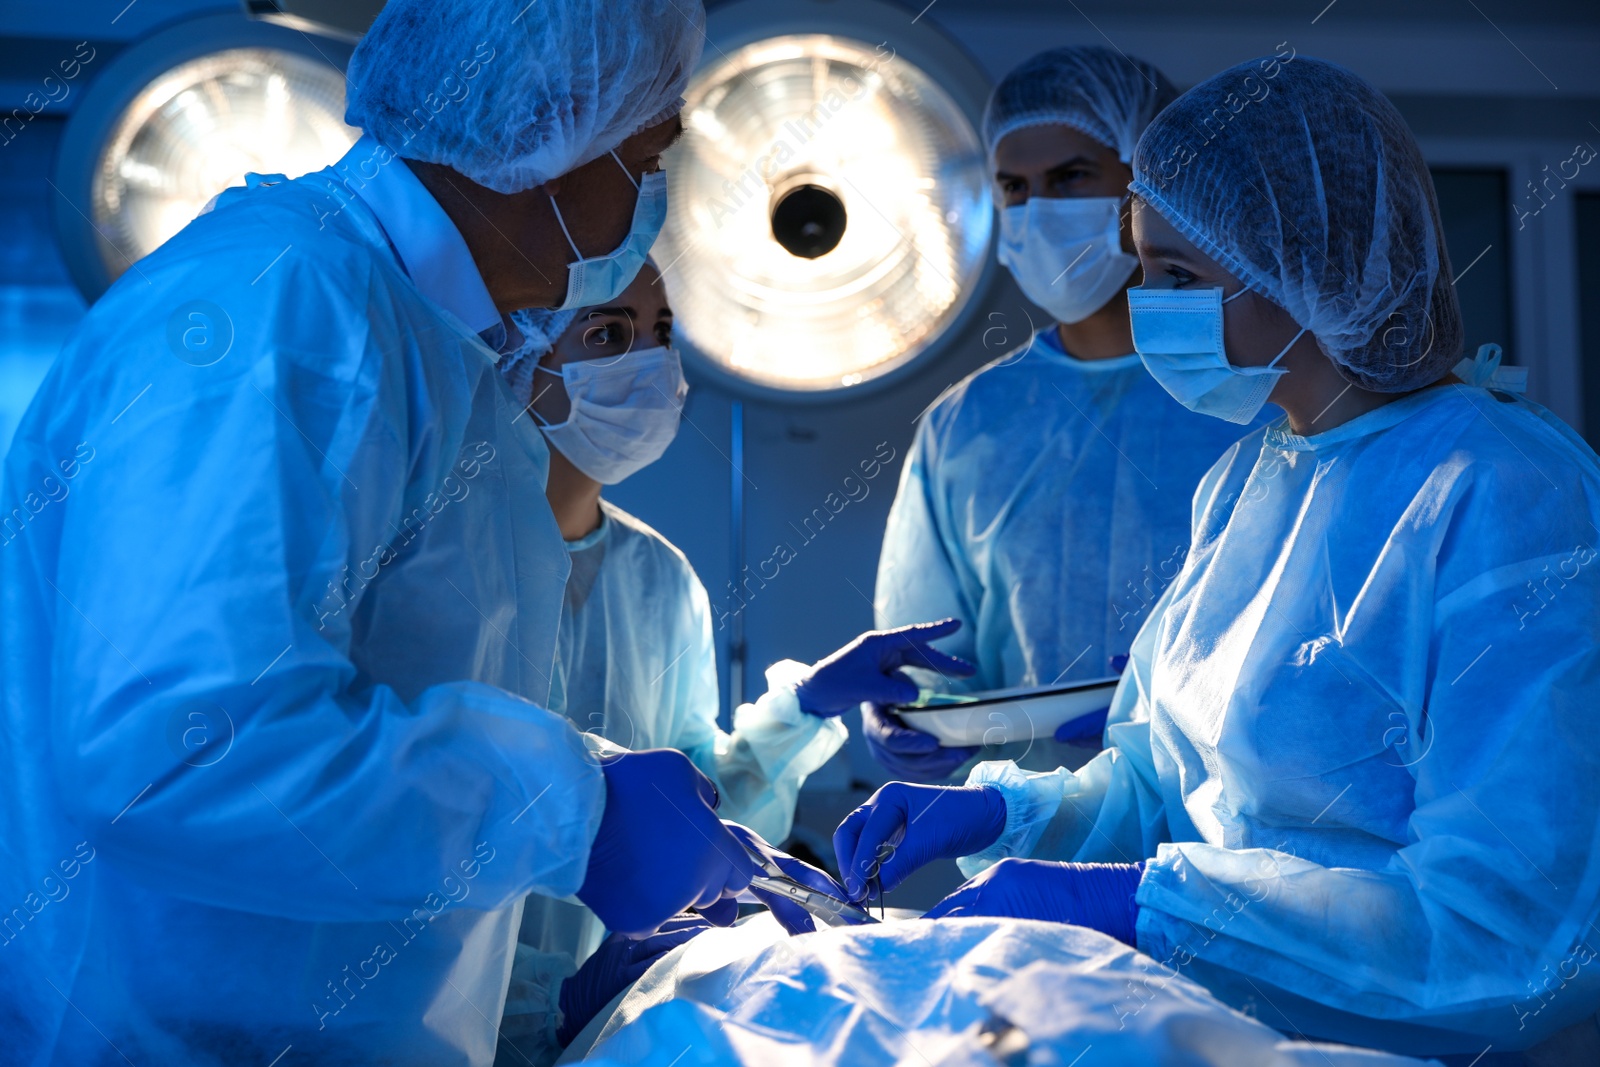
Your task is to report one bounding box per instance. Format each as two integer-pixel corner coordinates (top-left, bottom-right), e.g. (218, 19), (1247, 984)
(54, 15), (356, 300)
(659, 6), (992, 398)
(91, 50), (356, 283)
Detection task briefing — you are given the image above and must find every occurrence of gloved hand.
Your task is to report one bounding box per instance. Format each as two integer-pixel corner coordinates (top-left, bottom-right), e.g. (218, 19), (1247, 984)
(794, 618), (975, 718)
(863, 702), (979, 782)
(922, 858), (1146, 944)
(555, 916), (708, 1046)
(1051, 655), (1128, 745)
(724, 822), (860, 933)
(1053, 707), (1110, 744)
(576, 748), (754, 938)
(832, 782), (1007, 902)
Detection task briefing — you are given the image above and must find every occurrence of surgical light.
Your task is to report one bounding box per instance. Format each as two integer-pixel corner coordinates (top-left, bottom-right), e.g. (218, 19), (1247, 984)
(54, 15), (357, 300)
(90, 49), (356, 284)
(658, 11), (993, 398)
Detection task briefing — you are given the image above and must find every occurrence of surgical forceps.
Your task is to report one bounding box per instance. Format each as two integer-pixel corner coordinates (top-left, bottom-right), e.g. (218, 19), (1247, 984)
(739, 841), (880, 927)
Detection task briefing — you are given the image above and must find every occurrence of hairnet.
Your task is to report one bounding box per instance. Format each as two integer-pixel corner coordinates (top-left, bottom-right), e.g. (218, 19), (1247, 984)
(345, 0), (706, 193)
(983, 46), (1177, 163)
(1130, 56), (1463, 392)
(502, 307), (581, 400)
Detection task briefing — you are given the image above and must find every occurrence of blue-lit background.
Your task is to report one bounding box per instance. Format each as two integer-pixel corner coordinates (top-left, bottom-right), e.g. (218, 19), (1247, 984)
(0, 120), (82, 455)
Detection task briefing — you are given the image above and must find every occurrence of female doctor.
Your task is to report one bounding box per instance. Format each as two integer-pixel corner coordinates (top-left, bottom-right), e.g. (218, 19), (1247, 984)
(836, 57), (1600, 1060)
(496, 262), (971, 1062)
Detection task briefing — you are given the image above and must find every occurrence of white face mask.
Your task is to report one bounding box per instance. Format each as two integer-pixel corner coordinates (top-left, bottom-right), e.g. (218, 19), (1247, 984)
(548, 152), (669, 313)
(535, 346), (688, 484)
(996, 196), (1140, 324)
(1127, 286), (1304, 425)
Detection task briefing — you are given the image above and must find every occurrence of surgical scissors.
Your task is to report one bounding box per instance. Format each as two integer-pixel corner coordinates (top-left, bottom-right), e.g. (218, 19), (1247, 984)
(738, 842), (880, 927)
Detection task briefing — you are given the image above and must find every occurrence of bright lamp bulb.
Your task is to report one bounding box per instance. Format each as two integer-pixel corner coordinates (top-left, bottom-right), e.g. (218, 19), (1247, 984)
(91, 48), (358, 281)
(658, 34), (991, 393)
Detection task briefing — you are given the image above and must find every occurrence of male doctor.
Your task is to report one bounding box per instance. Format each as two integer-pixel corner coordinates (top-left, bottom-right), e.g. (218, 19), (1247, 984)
(0, 2), (755, 1064)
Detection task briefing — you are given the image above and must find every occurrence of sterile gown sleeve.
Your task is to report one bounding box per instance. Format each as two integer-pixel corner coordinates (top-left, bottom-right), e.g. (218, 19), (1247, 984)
(956, 582), (1176, 878)
(951, 445), (1244, 874)
(496, 946), (576, 1067)
(42, 246), (603, 920)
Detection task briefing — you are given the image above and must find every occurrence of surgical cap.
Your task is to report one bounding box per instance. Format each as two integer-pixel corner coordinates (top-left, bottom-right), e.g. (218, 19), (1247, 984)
(345, 0), (706, 193)
(983, 46), (1177, 163)
(1130, 56), (1463, 392)
(502, 307), (581, 401)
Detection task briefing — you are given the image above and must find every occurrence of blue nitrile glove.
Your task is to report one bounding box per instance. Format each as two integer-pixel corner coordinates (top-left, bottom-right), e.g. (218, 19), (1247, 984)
(1054, 707), (1109, 744)
(576, 749), (755, 938)
(724, 822), (861, 934)
(794, 618), (976, 718)
(832, 782), (1007, 902)
(693, 893), (739, 928)
(923, 858), (1146, 945)
(863, 702), (979, 782)
(555, 916), (708, 1046)
(1052, 655), (1128, 744)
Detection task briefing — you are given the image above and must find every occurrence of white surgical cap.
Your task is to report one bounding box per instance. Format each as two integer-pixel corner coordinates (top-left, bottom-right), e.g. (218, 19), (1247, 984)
(983, 46), (1177, 163)
(345, 0), (706, 194)
(501, 307), (581, 401)
(1130, 56), (1464, 393)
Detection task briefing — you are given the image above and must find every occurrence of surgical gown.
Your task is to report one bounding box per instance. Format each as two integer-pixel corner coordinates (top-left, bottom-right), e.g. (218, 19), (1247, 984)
(498, 502), (845, 1063)
(962, 384), (1600, 1055)
(875, 326), (1265, 768)
(0, 165), (605, 1066)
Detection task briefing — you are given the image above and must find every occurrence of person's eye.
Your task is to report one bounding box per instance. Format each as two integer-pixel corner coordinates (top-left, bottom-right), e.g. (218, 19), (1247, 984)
(997, 178), (1024, 197)
(584, 323), (627, 348)
(1164, 265), (1199, 287)
(655, 324), (673, 348)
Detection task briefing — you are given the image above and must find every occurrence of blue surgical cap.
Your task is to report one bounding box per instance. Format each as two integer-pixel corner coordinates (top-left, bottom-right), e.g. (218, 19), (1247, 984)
(502, 307), (582, 401)
(1130, 55), (1464, 393)
(346, 0), (706, 193)
(983, 46), (1177, 163)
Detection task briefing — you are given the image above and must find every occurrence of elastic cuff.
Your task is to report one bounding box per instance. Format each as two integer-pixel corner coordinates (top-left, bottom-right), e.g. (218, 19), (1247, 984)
(957, 762), (1050, 876)
(1131, 846), (1187, 961)
(740, 691), (849, 753)
(1120, 860), (1148, 946)
(741, 659), (815, 726)
(553, 1005), (576, 1049)
(581, 731), (626, 761)
(1134, 901), (1170, 961)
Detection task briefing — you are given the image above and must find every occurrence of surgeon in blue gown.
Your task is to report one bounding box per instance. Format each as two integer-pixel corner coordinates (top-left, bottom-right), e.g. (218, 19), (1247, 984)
(871, 46), (1272, 782)
(0, 2), (779, 1065)
(839, 57), (1600, 1062)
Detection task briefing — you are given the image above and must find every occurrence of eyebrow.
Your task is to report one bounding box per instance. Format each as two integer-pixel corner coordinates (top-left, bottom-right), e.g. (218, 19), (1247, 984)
(1044, 155), (1097, 175)
(1139, 243), (1203, 265)
(587, 307), (635, 319)
(994, 155), (1098, 182)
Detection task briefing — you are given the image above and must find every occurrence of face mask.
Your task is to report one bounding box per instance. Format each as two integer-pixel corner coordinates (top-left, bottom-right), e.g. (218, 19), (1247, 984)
(1127, 286), (1305, 425)
(549, 152), (668, 312)
(996, 196), (1139, 325)
(535, 346), (688, 484)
